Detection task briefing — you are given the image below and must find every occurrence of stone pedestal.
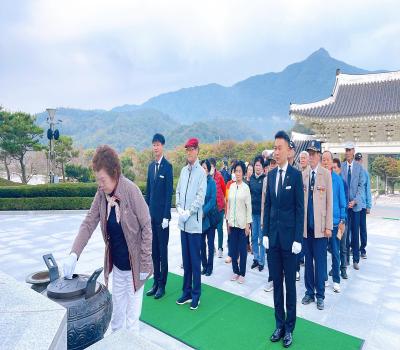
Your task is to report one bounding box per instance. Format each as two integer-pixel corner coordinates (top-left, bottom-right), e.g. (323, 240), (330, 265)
(0, 270), (67, 350)
(87, 329), (164, 350)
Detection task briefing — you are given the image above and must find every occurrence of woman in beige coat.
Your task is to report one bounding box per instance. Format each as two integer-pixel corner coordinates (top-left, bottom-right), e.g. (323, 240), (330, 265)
(63, 145), (153, 332)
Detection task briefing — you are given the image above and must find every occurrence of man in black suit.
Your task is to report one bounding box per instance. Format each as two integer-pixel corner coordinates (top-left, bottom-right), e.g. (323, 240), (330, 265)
(263, 131), (304, 348)
(145, 133), (173, 299)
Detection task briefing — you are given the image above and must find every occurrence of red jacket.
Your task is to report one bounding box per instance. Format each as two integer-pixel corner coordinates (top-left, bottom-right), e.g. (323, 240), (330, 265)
(213, 170), (226, 211)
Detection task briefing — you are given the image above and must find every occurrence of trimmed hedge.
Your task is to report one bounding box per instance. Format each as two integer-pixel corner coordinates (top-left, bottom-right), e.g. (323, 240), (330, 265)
(0, 183), (97, 198)
(0, 195), (176, 211)
(0, 197), (94, 211)
(0, 181), (147, 198)
(0, 180), (176, 210)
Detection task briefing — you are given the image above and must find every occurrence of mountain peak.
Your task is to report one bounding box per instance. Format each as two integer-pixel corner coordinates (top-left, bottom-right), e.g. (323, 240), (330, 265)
(308, 47), (331, 59)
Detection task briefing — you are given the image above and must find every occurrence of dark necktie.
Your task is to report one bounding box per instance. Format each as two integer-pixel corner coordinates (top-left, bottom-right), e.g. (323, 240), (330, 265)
(155, 162), (159, 180)
(310, 171), (315, 192)
(307, 171), (315, 231)
(347, 165), (351, 186)
(277, 169), (283, 201)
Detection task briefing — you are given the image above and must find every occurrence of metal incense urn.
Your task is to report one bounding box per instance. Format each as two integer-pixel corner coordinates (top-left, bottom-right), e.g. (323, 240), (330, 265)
(32, 254), (113, 349)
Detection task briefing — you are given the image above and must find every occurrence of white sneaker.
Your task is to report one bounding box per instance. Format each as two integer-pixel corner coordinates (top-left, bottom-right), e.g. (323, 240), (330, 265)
(264, 281), (273, 292)
(325, 280), (329, 287)
(333, 282), (341, 293)
(218, 248), (223, 258)
(225, 256), (232, 264)
(237, 276), (245, 284)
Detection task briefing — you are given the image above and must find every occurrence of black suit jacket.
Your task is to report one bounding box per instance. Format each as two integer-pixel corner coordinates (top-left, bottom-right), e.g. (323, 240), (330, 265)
(263, 165), (304, 250)
(145, 157), (173, 224)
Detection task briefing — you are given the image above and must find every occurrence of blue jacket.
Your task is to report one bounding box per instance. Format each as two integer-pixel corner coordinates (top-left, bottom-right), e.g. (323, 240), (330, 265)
(341, 161), (365, 212)
(361, 169), (372, 210)
(145, 156), (173, 223)
(331, 172), (347, 226)
(176, 159), (207, 234)
(202, 175), (217, 232)
(263, 165), (304, 251)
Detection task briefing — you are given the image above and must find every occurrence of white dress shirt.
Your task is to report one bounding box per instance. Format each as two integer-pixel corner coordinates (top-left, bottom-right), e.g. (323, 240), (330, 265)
(347, 161), (353, 175)
(309, 164), (319, 188)
(154, 155), (164, 178)
(275, 161), (288, 196)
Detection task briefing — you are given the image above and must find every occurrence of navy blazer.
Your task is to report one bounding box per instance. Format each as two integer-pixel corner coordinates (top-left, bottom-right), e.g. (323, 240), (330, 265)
(262, 165), (304, 251)
(145, 157), (173, 223)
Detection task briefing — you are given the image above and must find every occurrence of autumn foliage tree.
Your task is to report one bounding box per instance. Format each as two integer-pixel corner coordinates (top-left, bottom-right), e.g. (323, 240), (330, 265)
(371, 156), (400, 194)
(0, 110), (44, 183)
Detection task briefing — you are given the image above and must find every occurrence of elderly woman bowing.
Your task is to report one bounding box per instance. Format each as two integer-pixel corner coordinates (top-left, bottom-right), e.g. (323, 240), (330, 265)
(63, 145), (153, 332)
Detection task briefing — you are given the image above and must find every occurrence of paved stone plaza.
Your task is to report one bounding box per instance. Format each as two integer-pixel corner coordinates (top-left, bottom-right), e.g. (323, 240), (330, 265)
(0, 198), (399, 350)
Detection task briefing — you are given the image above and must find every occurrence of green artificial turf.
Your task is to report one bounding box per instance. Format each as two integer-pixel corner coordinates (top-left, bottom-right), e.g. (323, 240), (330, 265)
(141, 273), (364, 350)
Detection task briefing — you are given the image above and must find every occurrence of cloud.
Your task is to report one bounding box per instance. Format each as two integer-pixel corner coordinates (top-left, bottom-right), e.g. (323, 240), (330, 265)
(0, 0), (399, 113)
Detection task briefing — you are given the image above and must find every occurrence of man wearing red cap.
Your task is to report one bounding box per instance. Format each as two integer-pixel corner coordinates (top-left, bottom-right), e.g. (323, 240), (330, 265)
(175, 138), (207, 310)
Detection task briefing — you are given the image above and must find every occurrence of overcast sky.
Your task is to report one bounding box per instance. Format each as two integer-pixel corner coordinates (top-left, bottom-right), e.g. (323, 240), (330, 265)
(1, 0), (399, 113)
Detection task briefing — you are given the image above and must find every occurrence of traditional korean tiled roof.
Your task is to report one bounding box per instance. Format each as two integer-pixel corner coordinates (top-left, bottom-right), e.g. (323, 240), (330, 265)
(290, 71), (400, 119)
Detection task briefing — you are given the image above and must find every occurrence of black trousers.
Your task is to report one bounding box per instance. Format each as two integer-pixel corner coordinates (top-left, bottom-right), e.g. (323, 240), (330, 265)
(151, 220), (169, 288)
(201, 226), (215, 273)
(340, 224), (348, 271)
(230, 227), (248, 277)
(269, 242), (297, 333)
(346, 209), (361, 263)
(359, 208), (368, 255)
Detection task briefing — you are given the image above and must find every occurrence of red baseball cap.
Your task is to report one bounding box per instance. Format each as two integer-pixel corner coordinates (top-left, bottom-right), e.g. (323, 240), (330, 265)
(184, 138), (199, 148)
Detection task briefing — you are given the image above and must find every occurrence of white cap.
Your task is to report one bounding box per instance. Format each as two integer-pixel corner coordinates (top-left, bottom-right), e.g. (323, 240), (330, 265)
(344, 141), (355, 149)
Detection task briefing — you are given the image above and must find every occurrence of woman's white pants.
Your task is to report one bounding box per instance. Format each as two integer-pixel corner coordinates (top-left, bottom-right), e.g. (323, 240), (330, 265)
(110, 265), (144, 332)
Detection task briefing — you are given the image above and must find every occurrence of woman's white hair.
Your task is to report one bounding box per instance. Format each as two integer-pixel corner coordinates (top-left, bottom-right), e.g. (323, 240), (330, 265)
(299, 151), (309, 158)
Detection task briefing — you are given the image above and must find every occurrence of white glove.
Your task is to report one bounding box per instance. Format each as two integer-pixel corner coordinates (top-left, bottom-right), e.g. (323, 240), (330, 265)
(161, 218), (169, 229)
(292, 242), (302, 255)
(262, 236), (269, 250)
(63, 252), (77, 279)
(140, 272), (149, 280)
(180, 210), (191, 223)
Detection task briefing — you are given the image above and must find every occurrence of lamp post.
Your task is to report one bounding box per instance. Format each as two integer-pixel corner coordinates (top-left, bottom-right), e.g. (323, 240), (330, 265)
(46, 108), (60, 183)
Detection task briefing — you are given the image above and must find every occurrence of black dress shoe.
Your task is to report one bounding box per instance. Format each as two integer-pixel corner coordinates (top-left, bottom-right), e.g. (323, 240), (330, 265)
(205, 270), (212, 276)
(258, 264), (264, 272)
(328, 269), (332, 276)
(251, 260), (259, 269)
(317, 298), (324, 310)
(146, 285), (158, 297)
(283, 332), (293, 348)
(201, 268), (207, 275)
(270, 328), (285, 342)
(154, 287), (165, 299)
(341, 269), (348, 279)
(176, 295), (192, 305)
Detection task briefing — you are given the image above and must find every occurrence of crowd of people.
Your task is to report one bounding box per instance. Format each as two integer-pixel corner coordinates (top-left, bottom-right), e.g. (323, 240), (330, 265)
(61, 130), (372, 348)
